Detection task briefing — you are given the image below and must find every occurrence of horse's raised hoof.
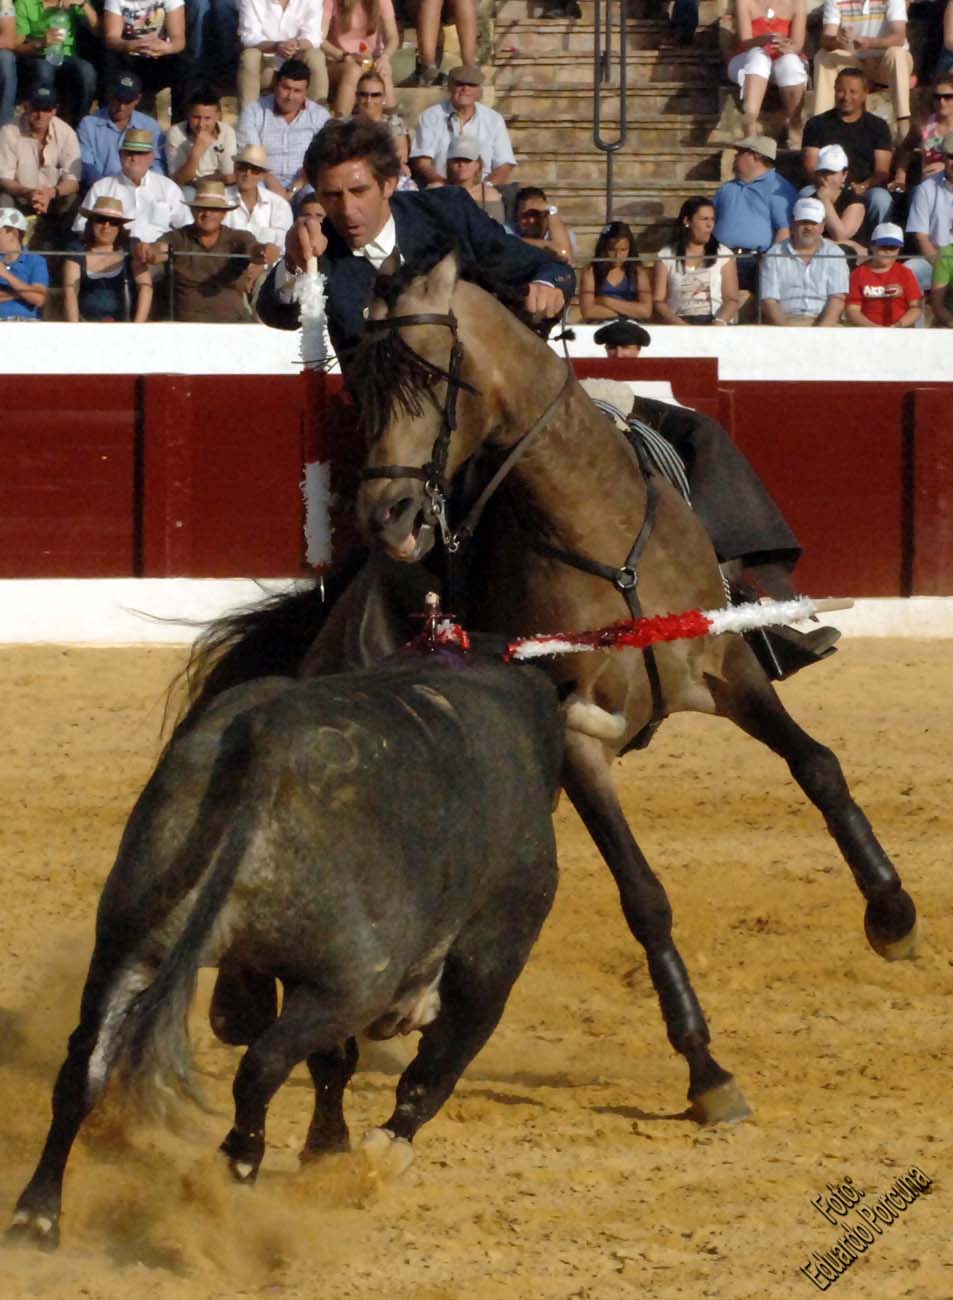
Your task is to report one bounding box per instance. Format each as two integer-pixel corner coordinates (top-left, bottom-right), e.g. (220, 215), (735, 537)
(6, 1208), (60, 1252)
(864, 892), (921, 962)
(865, 914), (922, 962)
(359, 1127), (415, 1180)
(690, 1078), (753, 1126)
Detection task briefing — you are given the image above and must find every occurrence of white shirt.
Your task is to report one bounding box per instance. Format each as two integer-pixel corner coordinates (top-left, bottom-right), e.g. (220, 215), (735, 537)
(103, 0), (184, 41)
(73, 171), (192, 241)
(239, 0), (323, 48)
(225, 181), (294, 248)
(165, 120), (238, 181)
(410, 101), (516, 179)
(353, 212), (400, 270)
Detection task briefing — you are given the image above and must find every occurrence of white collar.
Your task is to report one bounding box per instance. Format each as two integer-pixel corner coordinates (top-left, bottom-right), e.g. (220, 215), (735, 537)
(353, 212), (398, 270)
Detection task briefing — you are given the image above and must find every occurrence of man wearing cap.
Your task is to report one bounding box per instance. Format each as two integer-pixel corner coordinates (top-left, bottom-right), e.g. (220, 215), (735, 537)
(0, 85), (80, 218)
(77, 72), (165, 189)
(846, 221), (921, 325)
(815, 0), (912, 136)
(12, 0), (98, 124)
(802, 68), (894, 230)
(74, 126), (190, 242)
(798, 142), (867, 253)
(760, 194), (849, 324)
(257, 117), (572, 362)
(165, 87), (237, 193)
(410, 65), (516, 189)
(225, 142), (293, 254)
(0, 203), (47, 317)
(236, 56), (330, 199)
(712, 135), (797, 290)
(149, 178), (262, 321)
(592, 319), (651, 357)
(904, 129), (953, 291)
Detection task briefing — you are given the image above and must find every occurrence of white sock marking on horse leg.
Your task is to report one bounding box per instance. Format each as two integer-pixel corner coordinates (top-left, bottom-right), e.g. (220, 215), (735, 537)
(564, 695), (627, 743)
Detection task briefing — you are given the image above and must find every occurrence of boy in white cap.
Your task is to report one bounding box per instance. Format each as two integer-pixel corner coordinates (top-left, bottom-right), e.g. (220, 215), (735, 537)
(846, 222), (922, 326)
(760, 194), (849, 324)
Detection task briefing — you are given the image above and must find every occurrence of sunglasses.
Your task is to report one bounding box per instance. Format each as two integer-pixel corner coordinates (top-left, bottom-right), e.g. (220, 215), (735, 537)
(934, 92), (953, 100)
(92, 216), (125, 226)
(356, 91), (383, 98)
(235, 162), (265, 171)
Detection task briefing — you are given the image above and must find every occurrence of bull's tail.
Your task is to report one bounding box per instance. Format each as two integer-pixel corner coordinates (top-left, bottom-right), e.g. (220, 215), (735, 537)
(119, 716), (259, 1115)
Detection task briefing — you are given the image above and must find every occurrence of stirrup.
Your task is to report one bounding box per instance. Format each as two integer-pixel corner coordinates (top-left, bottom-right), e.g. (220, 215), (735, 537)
(747, 625), (840, 681)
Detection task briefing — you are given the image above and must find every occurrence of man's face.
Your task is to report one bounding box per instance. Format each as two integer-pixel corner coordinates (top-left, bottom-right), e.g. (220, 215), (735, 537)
(120, 148), (154, 182)
(449, 78), (481, 113)
(834, 75), (866, 118)
(870, 241), (901, 269)
(28, 107), (55, 135)
(315, 157), (397, 249)
(235, 162), (266, 190)
(943, 152), (953, 186)
(188, 103), (220, 136)
(793, 218), (823, 250)
(192, 206), (226, 235)
(274, 77), (308, 117)
(0, 225), (22, 256)
(733, 148), (763, 181)
(606, 344), (641, 358)
(110, 96), (138, 127)
(517, 198), (547, 238)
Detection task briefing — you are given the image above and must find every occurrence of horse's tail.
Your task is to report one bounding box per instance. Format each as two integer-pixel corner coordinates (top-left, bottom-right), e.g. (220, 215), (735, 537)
(119, 714), (260, 1114)
(166, 548), (369, 745)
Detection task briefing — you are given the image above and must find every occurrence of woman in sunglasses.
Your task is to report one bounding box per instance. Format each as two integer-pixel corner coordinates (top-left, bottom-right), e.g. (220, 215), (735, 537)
(62, 194), (153, 321)
(892, 78), (953, 192)
(351, 69), (412, 183)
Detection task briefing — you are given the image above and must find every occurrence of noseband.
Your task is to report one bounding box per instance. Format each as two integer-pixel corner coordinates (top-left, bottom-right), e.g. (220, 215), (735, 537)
(359, 308), (573, 553)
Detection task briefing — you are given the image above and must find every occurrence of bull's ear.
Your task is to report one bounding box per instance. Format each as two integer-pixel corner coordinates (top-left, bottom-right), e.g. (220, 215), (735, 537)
(425, 250), (460, 302)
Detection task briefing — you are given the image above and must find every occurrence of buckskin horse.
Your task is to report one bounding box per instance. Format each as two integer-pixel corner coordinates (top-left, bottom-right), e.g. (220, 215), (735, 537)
(9, 651), (563, 1249)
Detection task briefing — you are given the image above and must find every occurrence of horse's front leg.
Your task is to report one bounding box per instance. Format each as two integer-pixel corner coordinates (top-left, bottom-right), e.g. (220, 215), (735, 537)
(712, 637), (918, 960)
(562, 731), (750, 1124)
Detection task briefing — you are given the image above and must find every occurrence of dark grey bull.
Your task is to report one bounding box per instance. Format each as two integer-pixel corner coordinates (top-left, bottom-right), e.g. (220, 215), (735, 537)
(9, 654), (562, 1249)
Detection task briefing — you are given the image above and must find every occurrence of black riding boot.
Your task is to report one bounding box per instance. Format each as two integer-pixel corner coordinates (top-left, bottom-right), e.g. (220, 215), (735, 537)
(728, 560), (841, 681)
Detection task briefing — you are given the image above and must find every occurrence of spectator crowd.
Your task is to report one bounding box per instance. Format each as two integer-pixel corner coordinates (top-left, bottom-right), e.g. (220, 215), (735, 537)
(1, 0), (953, 326)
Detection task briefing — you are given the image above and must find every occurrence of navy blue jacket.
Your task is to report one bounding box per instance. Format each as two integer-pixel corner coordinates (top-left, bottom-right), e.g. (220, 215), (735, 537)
(257, 185), (576, 360)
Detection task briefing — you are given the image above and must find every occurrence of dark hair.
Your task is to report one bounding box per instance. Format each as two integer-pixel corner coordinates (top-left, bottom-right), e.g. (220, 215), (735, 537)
(515, 186), (547, 210)
(834, 66), (867, 84)
(188, 85), (220, 109)
(671, 196), (718, 271)
(591, 220), (639, 294)
(277, 57), (312, 85)
(304, 117), (401, 188)
(82, 219), (130, 252)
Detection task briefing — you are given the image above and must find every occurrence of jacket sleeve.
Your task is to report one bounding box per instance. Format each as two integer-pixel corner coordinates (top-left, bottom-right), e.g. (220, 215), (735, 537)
(255, 260), (303, 329)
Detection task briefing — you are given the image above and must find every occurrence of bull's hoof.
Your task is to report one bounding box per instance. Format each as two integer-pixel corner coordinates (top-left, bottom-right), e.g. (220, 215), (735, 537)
(689, 1078), (753, 1126)
(866, 914), (922, 962)
(359, 1127), (415, 1180)
(6, 1208), (60, 1251)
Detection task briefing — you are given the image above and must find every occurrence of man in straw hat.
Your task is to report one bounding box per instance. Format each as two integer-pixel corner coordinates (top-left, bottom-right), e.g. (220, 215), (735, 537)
(225, 142), (292, 255)
(147, 176), (265, 322)
(74, 126), (190, 242)
(410, 64), (516, 189)
(712, 134), (798, 290)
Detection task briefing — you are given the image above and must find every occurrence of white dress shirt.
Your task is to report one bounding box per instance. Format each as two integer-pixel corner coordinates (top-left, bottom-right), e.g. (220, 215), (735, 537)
(239, 0), (324, 47)
(353, 213), (400, 270)
(410, 101), (516, 179)
(73, 171), (192, 241)
(225, 180), (294, 248)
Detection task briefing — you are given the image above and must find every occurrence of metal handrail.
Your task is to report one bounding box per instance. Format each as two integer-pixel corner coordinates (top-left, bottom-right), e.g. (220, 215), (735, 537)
(592, 0), (628, 226)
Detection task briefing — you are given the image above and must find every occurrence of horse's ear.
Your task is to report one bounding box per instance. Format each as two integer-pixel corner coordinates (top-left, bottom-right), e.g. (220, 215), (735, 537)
(367, 296), (390, 322)
(425, 250), (460, 302)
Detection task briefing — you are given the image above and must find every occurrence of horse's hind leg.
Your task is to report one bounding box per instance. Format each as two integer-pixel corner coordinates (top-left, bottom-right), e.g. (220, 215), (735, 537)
(562, 732), (749, 1125)
(300, 1037), (359, 1161)
(8, 953), (152, 1250)
(712, 637), (918, 958)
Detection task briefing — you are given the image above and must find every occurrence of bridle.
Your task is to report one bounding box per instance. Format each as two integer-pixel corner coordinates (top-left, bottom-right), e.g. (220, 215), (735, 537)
(359, 308), (573, 554)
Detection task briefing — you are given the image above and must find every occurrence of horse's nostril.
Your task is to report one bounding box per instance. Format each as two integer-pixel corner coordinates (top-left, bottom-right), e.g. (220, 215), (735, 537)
(373, 497), (413, 533)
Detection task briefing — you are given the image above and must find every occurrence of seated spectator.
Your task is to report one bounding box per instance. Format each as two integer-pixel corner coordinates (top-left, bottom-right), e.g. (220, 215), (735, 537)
(400, 0), (476, 87)
(13, 0), (98, 124)
(0, 85), (80, 224)
(727, 0), (807, 146)
(803, 67), (895, 230)
(845, 220), (922, 324)
(893, 76), (953, 191)
(152, 178), (262, 321)
(940, 3), (953, 79)
(815, 0), (913, 139)
(713, 135), (796, 289)
(0, 202), (46, 316)
(508, 186), (575, 262)
(929, 237), (953, 323)
(62, 193), (153, 319)
(165, 87), (237, 194)
(236, 57), (330, 199)
(798, 142), (867, 255)
(653, 196), (740, 325)
(352, 69), (412, 182)
(760, 194), (849, 323)
(238, 0), (326, 110)
(0, 0), (14, 129)
(101, 0), (192, 125)
(442, 136), (502, 218)
(321, 0), (397, 119)
(410, 65), (515, 188)
(75, 127), (191, 241)
(593, 318), (651, 357)
(904, 127), (953, 289)
(225, 142), (292, 255)
(579, 219), (653, 321)
(77, 71), (165, 190)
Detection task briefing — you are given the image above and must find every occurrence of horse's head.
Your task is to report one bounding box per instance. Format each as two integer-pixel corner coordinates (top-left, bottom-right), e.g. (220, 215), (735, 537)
(354, 252), (505, 563)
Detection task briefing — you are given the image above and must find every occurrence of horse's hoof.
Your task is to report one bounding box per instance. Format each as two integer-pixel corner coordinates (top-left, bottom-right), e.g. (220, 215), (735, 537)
(299, 1136), (351, 1164)
(866, 915), (922, 962)
(6, 1209), (60, 1251)
(690, 1078), (753, 1126)
(359, 1127), (415, 1180)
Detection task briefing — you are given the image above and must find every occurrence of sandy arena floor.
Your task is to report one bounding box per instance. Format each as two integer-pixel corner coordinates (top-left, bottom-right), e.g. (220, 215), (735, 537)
(0, 641), (950, 1300)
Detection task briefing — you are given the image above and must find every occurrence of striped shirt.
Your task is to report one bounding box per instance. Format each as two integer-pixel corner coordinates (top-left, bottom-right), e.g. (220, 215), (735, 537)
(236, 96), (330, 189)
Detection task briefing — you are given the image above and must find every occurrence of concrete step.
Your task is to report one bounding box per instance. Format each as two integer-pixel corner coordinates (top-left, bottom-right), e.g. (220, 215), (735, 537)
(493, 18), (719, 53)
(515, 145), (721, 182)
(494, 0), (726, 24)
(507, 112), (722, 149)
(493, 49), (722, 86)
(494, 81), (720, 115)
(533, 176), (719, 225)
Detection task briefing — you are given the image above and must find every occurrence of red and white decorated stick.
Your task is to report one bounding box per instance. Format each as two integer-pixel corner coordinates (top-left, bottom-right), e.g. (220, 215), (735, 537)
(504, 597), (853, 663)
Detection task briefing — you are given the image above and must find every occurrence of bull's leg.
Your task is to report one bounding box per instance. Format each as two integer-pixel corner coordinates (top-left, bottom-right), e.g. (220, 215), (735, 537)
(8, 953), (152, 1250)
(300, 1037), (359, 1161)
(712, 636), (918, 959)
(562, 731), (749, 1125)
(209, 962), (279, 1046)
(220, 987), (346, 1184)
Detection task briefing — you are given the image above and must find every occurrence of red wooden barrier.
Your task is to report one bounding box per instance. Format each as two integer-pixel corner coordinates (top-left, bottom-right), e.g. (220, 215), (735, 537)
(910, 388), (953, 596)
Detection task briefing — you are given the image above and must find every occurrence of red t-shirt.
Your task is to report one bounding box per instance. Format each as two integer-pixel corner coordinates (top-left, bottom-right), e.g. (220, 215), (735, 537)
(847, 262), (922, 326)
